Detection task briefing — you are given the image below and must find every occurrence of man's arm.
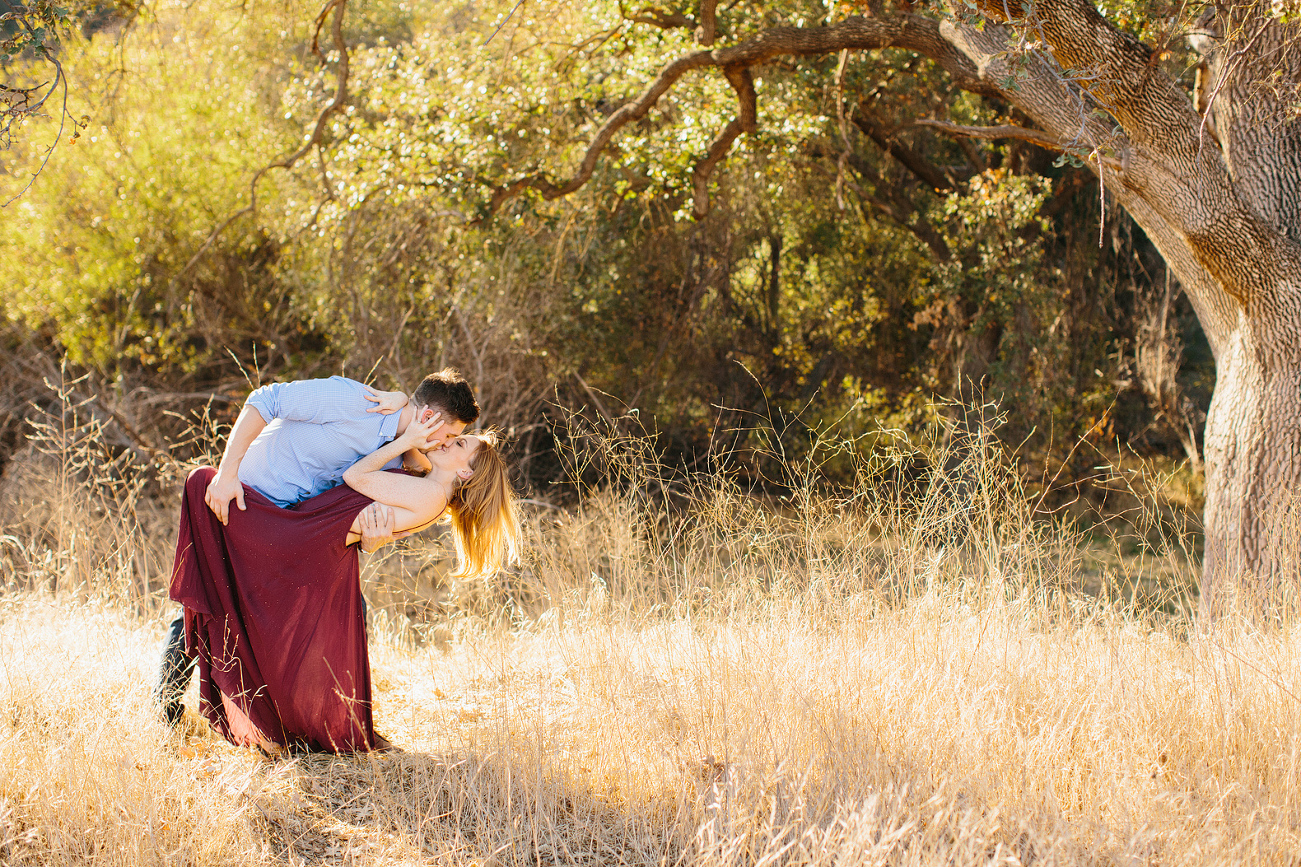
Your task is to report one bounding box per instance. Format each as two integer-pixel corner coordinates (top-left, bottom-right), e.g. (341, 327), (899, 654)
(204, 404), (268, 525)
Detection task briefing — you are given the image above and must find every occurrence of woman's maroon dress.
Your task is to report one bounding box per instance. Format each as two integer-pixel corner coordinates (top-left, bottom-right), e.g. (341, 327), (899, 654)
(169, 466), (379, 752)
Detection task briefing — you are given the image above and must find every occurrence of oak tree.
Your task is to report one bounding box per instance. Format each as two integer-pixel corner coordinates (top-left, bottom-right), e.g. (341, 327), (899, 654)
(480, 0), (1301, 614)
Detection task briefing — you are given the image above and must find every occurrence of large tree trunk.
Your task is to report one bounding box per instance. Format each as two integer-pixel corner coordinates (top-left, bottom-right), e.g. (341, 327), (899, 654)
(1202, 332), (1301, 613)
(941, 2), (1301, 615)
(1194, 15), (1301, 614)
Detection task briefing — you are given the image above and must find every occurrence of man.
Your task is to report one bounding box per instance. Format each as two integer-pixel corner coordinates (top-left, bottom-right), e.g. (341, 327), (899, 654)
(155, 368), (480, 726)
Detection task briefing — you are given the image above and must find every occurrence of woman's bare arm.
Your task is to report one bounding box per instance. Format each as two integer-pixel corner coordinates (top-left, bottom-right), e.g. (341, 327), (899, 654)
(347, 471), (447, 530)
(342, 414), (448, 544)
(347, 502), (419, 550)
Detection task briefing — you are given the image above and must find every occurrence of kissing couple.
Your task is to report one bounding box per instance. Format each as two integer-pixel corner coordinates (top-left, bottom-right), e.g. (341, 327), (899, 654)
(155, 369), (520, 754)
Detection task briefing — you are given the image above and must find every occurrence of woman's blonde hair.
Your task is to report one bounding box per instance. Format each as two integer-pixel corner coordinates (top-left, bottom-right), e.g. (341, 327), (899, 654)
(446, 431), (520, 581)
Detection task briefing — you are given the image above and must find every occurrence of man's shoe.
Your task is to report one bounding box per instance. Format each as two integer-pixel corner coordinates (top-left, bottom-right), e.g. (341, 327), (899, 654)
(159, 695), (186, 728)
(155, 614), (195, 728)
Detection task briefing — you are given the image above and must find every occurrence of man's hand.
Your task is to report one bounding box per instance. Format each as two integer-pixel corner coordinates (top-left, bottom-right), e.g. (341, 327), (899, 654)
(358, 502), (411, 553)
(204, 471), (246, 526)
(363, 387), (408, 415)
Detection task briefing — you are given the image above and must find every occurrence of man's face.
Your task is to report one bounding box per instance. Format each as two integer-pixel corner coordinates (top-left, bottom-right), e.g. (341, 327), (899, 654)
(418, 406), (467, 451)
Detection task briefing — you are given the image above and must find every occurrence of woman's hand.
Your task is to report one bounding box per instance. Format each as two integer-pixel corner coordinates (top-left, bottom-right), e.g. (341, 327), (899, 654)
(362, 387), (408, 415)
(396, 412), (444, 451)
(357, 502), (412, 553)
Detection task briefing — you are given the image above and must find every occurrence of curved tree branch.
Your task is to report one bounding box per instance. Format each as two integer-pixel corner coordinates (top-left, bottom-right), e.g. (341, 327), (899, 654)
(481, 14), (999, 220)
(692, 65), (756, 218)
(939, 17), (1243, 341)
(472, 48), (715, 223)
(984, 0), (1301, 307)
(911, 119), (1069, 153)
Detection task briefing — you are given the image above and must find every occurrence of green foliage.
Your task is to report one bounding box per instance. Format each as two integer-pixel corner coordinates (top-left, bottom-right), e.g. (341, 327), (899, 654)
(3, 0), (1213, 490)
(2, 0), (314, 373)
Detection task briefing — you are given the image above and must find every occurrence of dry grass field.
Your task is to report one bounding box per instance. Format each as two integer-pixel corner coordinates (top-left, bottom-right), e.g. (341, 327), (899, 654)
(2, 409), (1299, 866)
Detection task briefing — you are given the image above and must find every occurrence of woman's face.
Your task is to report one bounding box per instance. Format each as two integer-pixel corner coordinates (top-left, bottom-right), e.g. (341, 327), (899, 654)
(429, 434), (483, 479)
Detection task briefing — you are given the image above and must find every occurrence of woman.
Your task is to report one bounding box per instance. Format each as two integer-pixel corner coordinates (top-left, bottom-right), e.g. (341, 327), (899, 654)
(170, 414), (519, 754)
(342, 415), (520, 581)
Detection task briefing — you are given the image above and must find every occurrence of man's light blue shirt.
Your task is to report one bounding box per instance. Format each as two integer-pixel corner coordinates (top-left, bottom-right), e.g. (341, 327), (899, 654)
(239, 376), (403, 507)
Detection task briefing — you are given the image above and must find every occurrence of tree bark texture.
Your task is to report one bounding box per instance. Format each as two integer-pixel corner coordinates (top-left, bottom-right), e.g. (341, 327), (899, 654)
(939, 1), (1301, 615)
(489, 0), (1301, 614)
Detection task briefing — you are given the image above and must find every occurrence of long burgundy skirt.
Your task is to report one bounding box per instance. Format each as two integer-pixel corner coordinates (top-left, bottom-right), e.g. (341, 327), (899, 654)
(169, 466), (379, 752)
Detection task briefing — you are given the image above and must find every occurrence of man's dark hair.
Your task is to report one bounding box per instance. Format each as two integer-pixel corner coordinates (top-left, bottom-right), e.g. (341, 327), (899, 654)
(413, 368), (480, 424)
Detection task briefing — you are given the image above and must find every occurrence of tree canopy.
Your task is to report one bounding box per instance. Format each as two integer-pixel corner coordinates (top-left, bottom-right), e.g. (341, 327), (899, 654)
(5, 0), (1237, 592)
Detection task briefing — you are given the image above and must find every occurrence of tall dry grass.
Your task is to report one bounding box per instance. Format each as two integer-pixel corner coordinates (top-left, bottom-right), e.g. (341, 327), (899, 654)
(2, 403), (1298, 865)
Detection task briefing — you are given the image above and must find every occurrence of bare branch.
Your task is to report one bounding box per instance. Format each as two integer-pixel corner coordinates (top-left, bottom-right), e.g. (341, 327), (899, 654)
(1, 63), (68, 207)
(621, 1), (693, 29)
(912, 119), (1069, 153)
(852, 106), (956, 192)
(483, 0), (527, 46)
(2, 13), (78, 205)
(631, 11), (693, 29)
(175, 0), (351, 280)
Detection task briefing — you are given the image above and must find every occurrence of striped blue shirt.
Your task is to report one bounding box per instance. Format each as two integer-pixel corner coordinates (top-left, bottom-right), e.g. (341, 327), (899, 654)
(239, 376), (403, 507)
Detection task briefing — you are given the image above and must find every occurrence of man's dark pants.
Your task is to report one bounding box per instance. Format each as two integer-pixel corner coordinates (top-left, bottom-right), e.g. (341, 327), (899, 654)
(154, 612), (193, 726)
